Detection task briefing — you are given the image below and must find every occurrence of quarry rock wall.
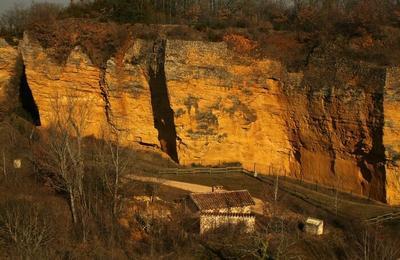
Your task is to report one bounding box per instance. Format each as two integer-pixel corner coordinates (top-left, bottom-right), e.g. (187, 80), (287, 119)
(0, 35), (398, 204)
(384, 68), (400, 205)
(0, 39), (20, 117)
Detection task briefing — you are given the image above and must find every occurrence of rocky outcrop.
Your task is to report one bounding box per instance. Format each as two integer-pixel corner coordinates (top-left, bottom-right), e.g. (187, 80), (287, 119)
(164, 41), (393, 203)
(0, 39), (20, 117)
(165, 40), (291, 172)
(286, 59), (387, 201)
(20, 34), (159, 149)
(384, 68), (400, 205)
(1, 34), (398, 204)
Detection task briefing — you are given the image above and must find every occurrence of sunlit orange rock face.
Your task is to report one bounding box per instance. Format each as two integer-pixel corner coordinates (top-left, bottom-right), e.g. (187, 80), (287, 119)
(384, 68), (400, 205)
(164, 40), (395, 204)
(3, 34), (398, 205)
(165, 41), (291, 173)
(286, 60), (388, 202)
(0, 39), (20, 116)
(20, 34), (159, 148)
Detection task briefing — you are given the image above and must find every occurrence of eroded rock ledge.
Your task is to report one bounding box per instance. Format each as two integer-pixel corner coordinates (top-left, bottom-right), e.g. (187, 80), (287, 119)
(0, 34), (399, 205)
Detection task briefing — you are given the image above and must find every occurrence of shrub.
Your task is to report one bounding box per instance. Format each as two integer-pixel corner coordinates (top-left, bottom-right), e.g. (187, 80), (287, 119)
(29, 19), (130, 67)
(183, 95), (199, 114)
(0, 3), (61, 39)
(223, 33), (258, 54)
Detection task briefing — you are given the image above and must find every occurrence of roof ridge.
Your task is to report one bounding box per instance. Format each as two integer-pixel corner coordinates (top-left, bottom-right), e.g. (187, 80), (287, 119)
(189, 189), (255, 211)
(190, 189), (250, 195)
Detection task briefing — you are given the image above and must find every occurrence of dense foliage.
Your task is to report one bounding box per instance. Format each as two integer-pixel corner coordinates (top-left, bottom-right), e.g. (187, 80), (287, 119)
(1, 0), (400, 69)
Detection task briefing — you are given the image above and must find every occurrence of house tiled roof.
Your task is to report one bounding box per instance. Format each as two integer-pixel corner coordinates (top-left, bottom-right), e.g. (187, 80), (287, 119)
(200, 212), (255, 218)
(189, 190), (255, 211)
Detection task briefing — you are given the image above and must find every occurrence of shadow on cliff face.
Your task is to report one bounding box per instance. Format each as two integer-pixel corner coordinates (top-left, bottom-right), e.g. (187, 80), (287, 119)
(148, 40), (179, 163)
(357, 91), (386, 202)
(19, 65), (41, 126)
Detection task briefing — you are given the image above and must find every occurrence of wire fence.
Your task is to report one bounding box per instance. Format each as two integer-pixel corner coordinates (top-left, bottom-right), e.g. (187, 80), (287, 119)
(158, 166), (244, 175)
(158, 164), (373, 204)
(365, 211), (400, 225)
(157, 165), (400, 222)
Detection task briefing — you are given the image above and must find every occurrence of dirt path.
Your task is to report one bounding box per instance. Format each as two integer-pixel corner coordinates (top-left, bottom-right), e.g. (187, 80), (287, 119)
(125, 175), (264, 214)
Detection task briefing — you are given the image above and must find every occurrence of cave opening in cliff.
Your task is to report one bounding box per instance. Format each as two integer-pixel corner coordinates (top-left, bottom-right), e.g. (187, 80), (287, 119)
(19, 65), (41, 126)
(148, 40), (179, 163)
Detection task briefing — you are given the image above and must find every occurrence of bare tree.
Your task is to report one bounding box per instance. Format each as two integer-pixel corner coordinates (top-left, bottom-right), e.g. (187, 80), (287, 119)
(84, 121), (130, 247)
(1, 150), (6, 180)
(0, 120), (29, 182)
(274, 173), (279, 202)
(35, 91), (92, 242)
(0, 2), (60, 38)
(0, 200), (54, 258)
(97, 125), (129, 217)
(352, 226), (400, 260)
(0, 4), (28, 37)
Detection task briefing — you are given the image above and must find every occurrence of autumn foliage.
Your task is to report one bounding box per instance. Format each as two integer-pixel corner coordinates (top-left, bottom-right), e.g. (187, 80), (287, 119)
(2, 0), (400, 68)
(223, 34), (257, 54)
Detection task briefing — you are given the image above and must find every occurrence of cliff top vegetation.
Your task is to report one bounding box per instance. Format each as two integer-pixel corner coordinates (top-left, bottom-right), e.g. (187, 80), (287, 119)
(1, 0), (400, 69)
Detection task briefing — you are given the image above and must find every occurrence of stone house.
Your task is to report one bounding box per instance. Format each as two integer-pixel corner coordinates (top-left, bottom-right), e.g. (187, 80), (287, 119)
(187, 189), (256, 234)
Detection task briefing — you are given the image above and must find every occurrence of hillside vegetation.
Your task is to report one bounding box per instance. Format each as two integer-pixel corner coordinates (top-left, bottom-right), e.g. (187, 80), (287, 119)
(1, 0), (400, 69)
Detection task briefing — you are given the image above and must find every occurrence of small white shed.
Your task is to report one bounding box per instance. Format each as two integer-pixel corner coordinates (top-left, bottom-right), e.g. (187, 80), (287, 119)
(13, 159), (21, 169)
(305, 217), (324, 235)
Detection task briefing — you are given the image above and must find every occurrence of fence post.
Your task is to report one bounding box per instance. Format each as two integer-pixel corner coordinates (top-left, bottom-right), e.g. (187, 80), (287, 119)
(274, 174), (279, 202)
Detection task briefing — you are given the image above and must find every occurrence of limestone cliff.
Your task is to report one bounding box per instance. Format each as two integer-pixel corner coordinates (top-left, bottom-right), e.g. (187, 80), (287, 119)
(164, 41), (392, 203)
(0, 39), (20, 117)
(165, 40), (291, 173)
(286, 58), (387, 201)
(0, 34), (399, 205)
(19, 34), (159, 149)
(384, 68), (400, 205)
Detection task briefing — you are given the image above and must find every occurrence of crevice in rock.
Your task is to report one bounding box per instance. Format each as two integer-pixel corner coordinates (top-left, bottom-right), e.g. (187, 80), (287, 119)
(177, 135), (188, 148)
(99, 67), (118, 131)
(135, 137), (160, 149)
(19, 65), (41, 126)
(148, 39), (179, 163)
(138, 141), (160, 148)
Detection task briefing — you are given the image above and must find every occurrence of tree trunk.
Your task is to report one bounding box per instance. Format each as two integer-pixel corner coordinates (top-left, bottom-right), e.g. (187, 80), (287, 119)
(113, 173), (119, 217)
(2, 150), (6, 179)
(274, 174), (279, 202)
(112, 148), (120, 217)
(69, 187), (78, 224)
